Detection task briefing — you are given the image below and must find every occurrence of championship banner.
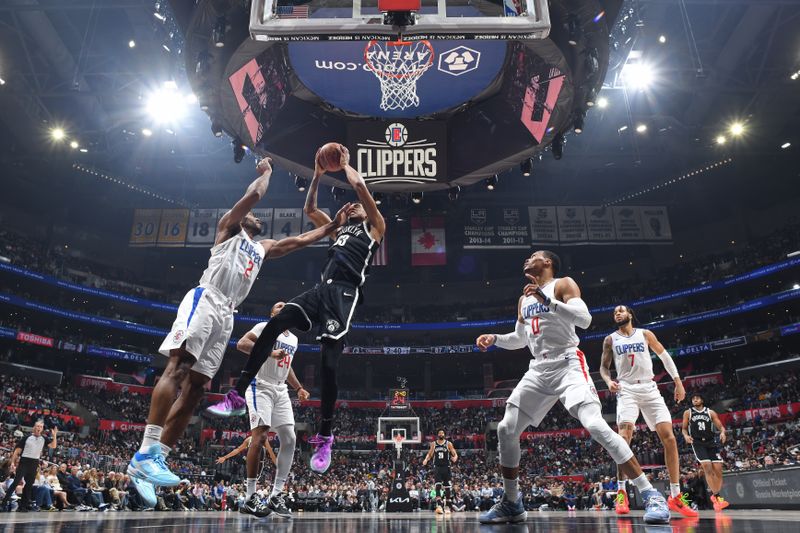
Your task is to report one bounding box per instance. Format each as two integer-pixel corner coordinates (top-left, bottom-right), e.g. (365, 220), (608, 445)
(156, 209), (189, 247)
(584, 206), (616, 242)
(612, 206), (644, 241)
(640, 206), (672, 241)
(186, 209), (219, 247)
(272, 208), (303, 239)
(528, 206), (559, 243)
(129, 209), (161, 247)
(556, 206), (588, 243)
(411, 217), (446, 266)
(463, 207), (530, 249)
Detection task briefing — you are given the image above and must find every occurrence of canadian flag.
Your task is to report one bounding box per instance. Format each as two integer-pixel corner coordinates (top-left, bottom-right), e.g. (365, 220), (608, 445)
(411, 217), (446, 266)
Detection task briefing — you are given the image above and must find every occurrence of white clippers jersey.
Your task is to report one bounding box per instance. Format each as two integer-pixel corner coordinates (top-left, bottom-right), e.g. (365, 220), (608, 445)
(610, 328), (654, 383)
(198, 229), (265, 307)
(250, 322), (298, 384)
(519, 279), (580, 361)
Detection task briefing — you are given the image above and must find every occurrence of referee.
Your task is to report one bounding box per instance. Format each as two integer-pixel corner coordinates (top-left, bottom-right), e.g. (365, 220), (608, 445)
(2, 420), (57, 512)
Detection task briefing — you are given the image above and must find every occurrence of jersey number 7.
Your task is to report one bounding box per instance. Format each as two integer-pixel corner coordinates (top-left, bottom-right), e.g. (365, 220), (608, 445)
(628, 353), (635, 366)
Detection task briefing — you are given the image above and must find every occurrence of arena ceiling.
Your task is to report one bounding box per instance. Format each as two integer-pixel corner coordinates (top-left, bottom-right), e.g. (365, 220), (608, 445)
(0, 0), (798, 207)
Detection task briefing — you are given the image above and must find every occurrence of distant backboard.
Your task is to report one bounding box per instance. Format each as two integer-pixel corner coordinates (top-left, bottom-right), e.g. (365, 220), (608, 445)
(250, 0), (551, 41)
(378, 417), (421, 444)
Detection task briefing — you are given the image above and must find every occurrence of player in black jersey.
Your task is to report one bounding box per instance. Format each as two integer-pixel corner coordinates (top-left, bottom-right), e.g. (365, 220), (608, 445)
(423, 430), (458, 514)
(682, 394), (729, 511)
(208, 144), (385, 475)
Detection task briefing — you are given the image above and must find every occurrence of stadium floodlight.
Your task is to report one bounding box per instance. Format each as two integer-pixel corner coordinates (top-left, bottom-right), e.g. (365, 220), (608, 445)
(729, 122), (745, 136)
(716, 135), (726, 145)
(621, 61), (655, 91)
(485, 175), (499, 191)
(50, 127), (66, 141)
(146, 84), (188, 124)
(597, 97), (608, 109)
(520, 158), (533, 176)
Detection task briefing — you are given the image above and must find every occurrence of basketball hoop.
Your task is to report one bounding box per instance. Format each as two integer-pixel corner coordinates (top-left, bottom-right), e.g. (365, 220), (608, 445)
(364, 39), (434, 111)
(393, 433), (405, 459)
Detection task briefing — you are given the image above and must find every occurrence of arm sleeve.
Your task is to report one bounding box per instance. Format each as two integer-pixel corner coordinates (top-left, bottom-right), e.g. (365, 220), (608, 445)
(655, 350), (680, 379)
(551, 297), (592, 329)
(494, 320), (528, 350)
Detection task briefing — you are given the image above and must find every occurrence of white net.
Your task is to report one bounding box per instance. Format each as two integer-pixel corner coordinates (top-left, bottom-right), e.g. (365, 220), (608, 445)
(365, 40), (434, 111)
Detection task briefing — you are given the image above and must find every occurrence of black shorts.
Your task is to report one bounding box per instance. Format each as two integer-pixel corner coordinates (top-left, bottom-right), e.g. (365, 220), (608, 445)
(286, 280), (359, 341)
(692, 441), (723, 463)
(434, 466), (452, 484)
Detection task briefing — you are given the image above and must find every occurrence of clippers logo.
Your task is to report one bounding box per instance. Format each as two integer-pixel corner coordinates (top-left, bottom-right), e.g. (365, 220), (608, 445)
(356, 123), (438, 180)
(437, 46), (481, 76)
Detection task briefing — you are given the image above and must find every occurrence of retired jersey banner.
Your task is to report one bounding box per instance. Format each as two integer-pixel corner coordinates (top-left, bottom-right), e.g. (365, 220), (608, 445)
(156, 209), (189, 247)
(186, 209), (219, 247)
(272, 208), (303, 239)
(129, 209), (161, 247)
(463, 207), (530, 249)
(640, 206), (673, 241)
(411, 217), (446, 266)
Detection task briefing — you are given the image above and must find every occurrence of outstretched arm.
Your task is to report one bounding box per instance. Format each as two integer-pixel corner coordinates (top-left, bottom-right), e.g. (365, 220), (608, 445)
(216, 440), (249, 464)
(268, 203), (350, 258)
(217, 158), (273, 243)
(342, 162), (385, 241)
(304, 158), (334, 231)
(599, 336), (620, 393)
(644, 329), (684, 402)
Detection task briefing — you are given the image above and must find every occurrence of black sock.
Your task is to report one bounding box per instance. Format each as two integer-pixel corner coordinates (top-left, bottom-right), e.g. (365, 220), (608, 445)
(320, 417), (334, 437)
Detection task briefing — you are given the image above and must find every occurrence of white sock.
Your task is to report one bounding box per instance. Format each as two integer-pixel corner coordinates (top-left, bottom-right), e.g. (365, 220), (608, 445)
(246, 479), (257, 499)
(160, 443), (171, 457)
(618, 480), (626, 492)
(630, 473), (654, 494)
(670, 483), (681, 498)
(139, 425), (163, 453)
(503, 478), (519, 502)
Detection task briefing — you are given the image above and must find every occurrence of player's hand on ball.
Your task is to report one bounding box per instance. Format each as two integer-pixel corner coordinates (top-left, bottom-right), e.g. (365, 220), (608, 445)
(608, 381), (621, 394)
(476, 334), (496, 352)
(271, 348), (287, 360)
(339, 145), (350, 168)
(674, 382), (686, 402)
(333, 203), (352, 226)
(256, 157), (273, 175)
(216, 457), (226, 464)
(298, 388), (310, 401)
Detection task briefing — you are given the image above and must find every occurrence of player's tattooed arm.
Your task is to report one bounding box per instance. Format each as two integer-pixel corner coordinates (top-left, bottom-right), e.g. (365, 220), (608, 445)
(304, 157), (334, 229)
(422, 442), (435, 466)
(342, 161), (386, 241)
(599, 336), (620, 393)
(709, 409), (727, 444)
(681, 410), (693, 444)
(217, 158), (273, 243)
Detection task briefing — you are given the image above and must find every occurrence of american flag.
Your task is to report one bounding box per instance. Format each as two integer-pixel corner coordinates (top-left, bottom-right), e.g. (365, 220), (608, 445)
(372, 232), (388, 266)
(276, 5), (309, 18)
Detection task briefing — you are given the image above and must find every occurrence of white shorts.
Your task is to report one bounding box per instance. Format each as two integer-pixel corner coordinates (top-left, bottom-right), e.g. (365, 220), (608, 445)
(158, 285), (234, 380)
(616, 381), (673, 431)
(245, 381), (294, 430)
(506, 351), (600, 426)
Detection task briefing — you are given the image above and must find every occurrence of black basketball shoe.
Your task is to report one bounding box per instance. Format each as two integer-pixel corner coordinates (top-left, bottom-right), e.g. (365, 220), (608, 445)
(267, 492), (292, 519)
(240, 494), (271, 518)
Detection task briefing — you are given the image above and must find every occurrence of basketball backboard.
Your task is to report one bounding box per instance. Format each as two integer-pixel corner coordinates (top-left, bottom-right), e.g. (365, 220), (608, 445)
(250, 0), (551, 41)
(377, 416), (421, 444)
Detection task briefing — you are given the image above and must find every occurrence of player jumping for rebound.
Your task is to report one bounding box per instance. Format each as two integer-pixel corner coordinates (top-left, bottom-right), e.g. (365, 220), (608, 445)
(127, 158), (349, 505)
(235, 301), (308, 519)
(207, 144), (385, 476)
(600, 305), (697, 518)
(682, 394), (729, 512)
(476, 251), (670, 525)
(422, 429), (458, 514)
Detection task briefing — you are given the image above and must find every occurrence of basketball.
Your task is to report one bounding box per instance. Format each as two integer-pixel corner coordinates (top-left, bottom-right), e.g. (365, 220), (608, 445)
(316, 142), (348, 172)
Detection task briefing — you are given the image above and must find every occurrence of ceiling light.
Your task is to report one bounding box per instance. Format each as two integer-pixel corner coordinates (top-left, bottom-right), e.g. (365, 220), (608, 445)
(658, 35), (666, 44)
(520, 158), (533, 176)
(636, 123), (647, 133)
(211, 121), (223, 137)
(597, 97), (608, 109)
(729, 122), (744, 136)
(153, 12), (166, 21)
(411, 191), (423, 204)
(573, 113), (585, 134)
(621, 62), (655, 91)
(128, 40), (136, 48)
(551, 134), (564, 160)
(485, 175), (499, 191)
(567, 14), (582, 46)
(79, 148), (88, 153)
(294, 175), (308, 192)
(0, 76), (6, 85)
(618, 125), (628, 132)
(448, 186), (460, 202)
(50, 127), (66, 141)
(146, 85), (187, 124)
(141, 128), (153, 137)
(373, 192), (385, 205)
(715, 135), (726, 145)
(69, 140), (79, 149)
(185, 93), (197, 105)
(212, 16), (226, 48)
(781, 142), (791, 149)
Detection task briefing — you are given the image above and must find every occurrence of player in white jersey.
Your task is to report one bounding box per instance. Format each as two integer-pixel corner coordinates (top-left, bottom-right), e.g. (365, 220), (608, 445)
(127, 158), (349, 503)
(237, 301), (308, 519)
(600, 305), (696, 518)
(476, 250), (670, 525)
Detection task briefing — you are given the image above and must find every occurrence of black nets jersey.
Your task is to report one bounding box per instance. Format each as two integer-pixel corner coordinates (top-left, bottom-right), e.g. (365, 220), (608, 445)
(321, 221), (380, 287)
(688, 407), (714, 443)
